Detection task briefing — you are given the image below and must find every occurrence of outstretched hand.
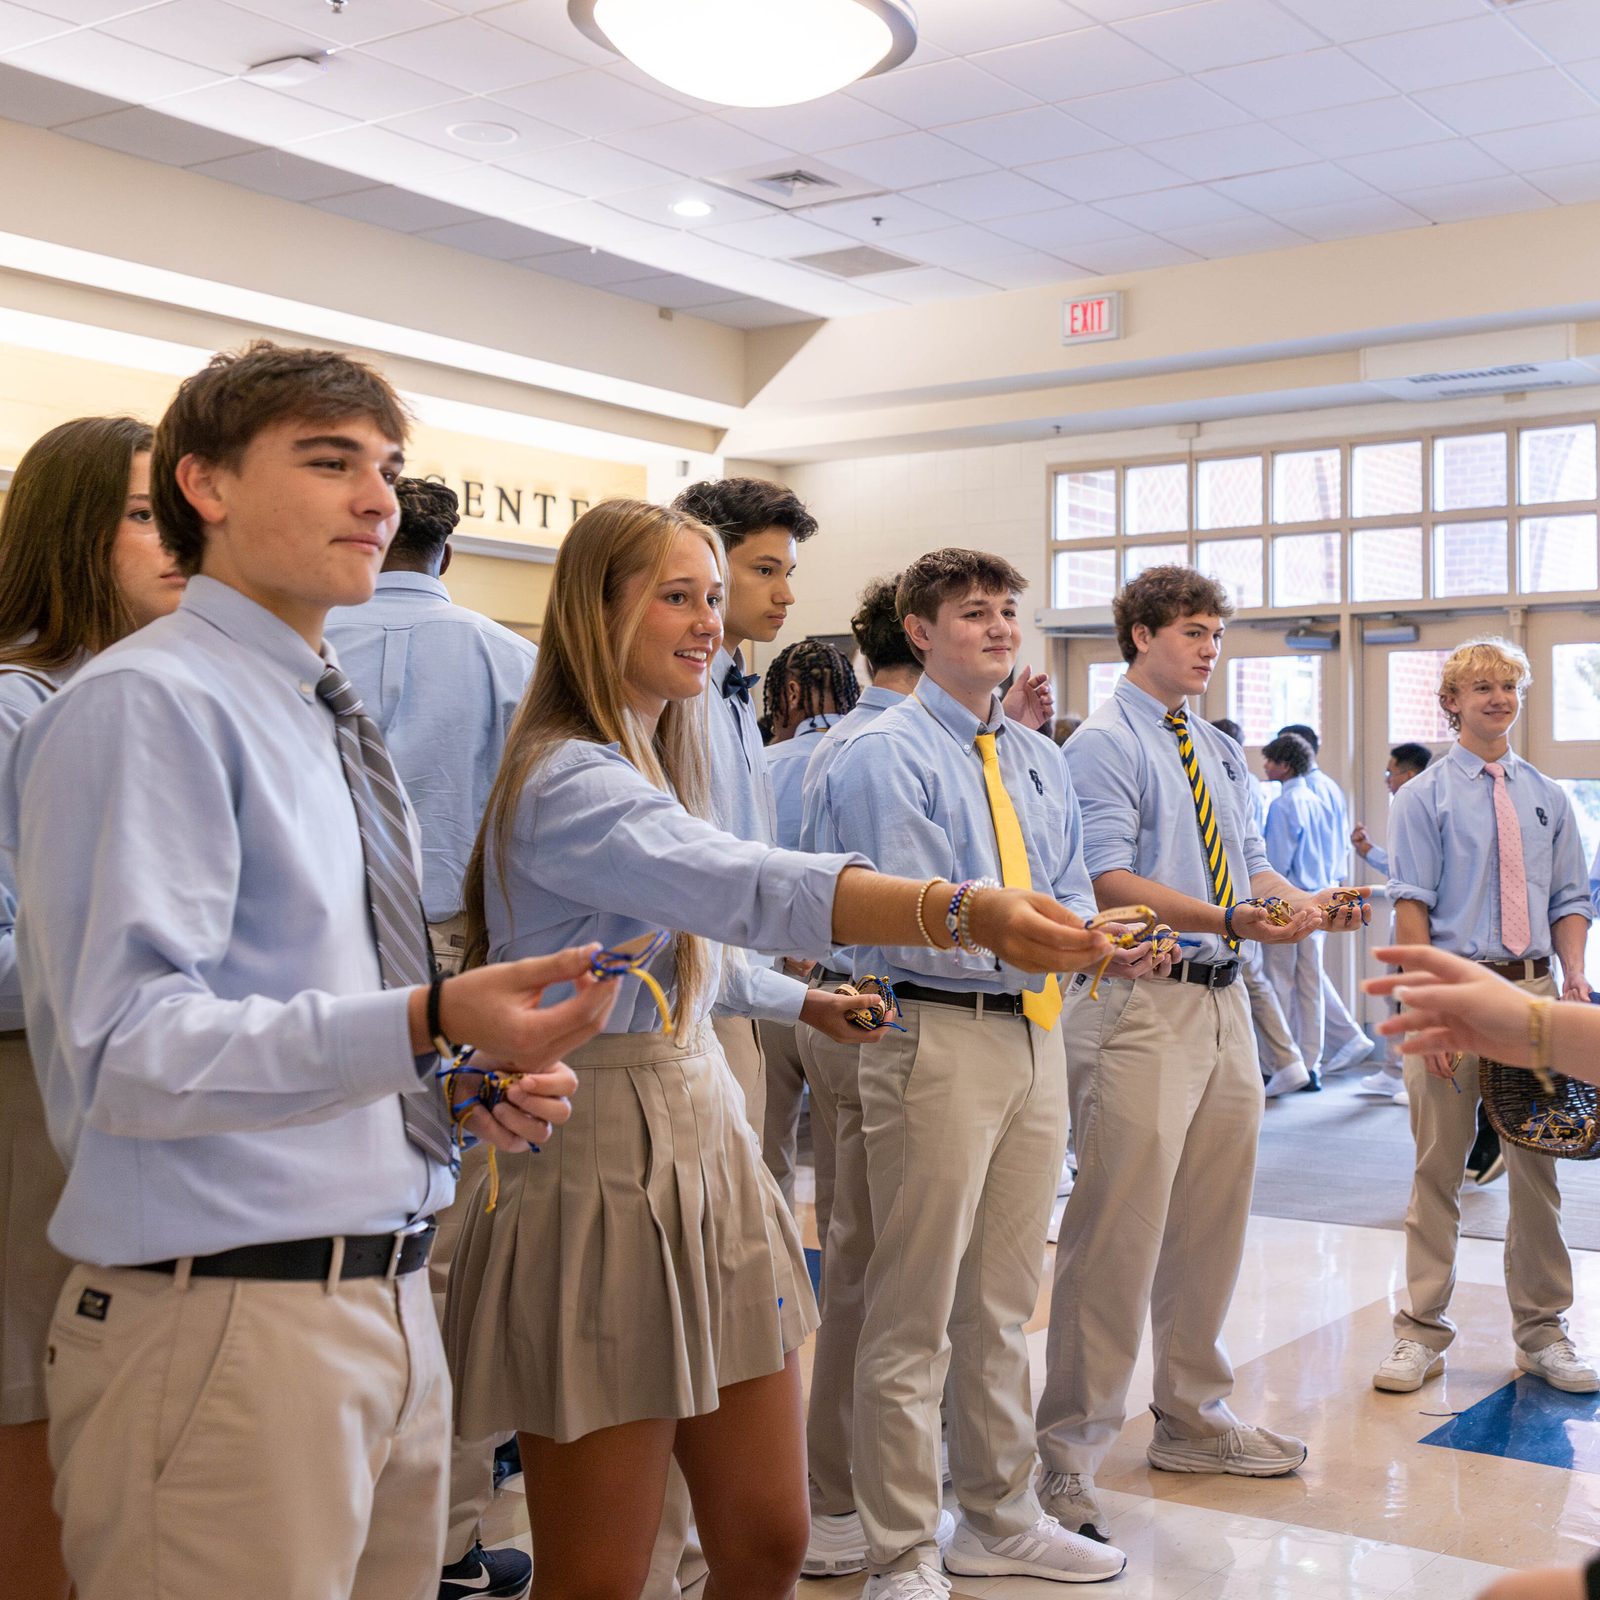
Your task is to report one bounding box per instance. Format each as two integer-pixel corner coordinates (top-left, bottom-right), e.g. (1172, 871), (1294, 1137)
(1001, 665), (1055, 732)
(969, 888), (1110, 974)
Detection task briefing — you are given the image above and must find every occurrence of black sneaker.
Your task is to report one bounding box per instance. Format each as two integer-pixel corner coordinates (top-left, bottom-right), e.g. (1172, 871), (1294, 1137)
(440, 1542), (531, 1600)
(1466, 1107), (1500, 1183)
(1296, 1068), (1323, 1093)
(492, 1436), (522, 1490)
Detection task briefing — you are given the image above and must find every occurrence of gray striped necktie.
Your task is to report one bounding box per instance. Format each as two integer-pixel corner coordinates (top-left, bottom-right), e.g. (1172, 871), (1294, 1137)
(317, 662), (454, 1166)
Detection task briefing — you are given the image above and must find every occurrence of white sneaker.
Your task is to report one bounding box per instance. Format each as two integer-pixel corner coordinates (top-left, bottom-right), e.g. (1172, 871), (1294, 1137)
(1057, 1154), (1075, 1198)
(935, 1508), (955, 1550)
(1358, 1070), (1405, 1099)
(944, 1512), (1126, 1583)
(805, 1510), (868, 1577)
(1325, 1035), (1378, 1076)
(1395, 1086), (1409, 1107)
(1373, 1338), (1444, 1393)
(863, 1564), (950, 1599)
(1146, 1410), (1306, 1476)
(1264, 1060), (1310, 1097)
(1037, 1470), (1109, 1541)
(1518, 1338), (1600, 1393)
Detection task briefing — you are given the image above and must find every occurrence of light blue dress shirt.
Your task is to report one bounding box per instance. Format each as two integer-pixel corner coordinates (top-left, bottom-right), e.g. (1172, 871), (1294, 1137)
(325, 571), (537, 922)
(707, 646), (809, 1024)
(1589, 837), (1600, 920)
(0, 577), (450, 1265)
(483, 738), (867, 1034)
(1306, 762), (1352, 879)
(1365, 841), (1391, 878)
(800, 684), (907, 847)
(1066, 675), (1270, 966)
(767, 714), (837, 851)
(1387, 741), (1591, 961)
(822, 676), (1095, 994)
(1263, 776), (1340, 893)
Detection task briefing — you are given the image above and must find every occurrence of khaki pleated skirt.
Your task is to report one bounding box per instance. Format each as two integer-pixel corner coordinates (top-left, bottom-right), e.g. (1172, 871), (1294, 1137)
(0, 1034), (72, 1425)
(444, 1026), (818, 1444)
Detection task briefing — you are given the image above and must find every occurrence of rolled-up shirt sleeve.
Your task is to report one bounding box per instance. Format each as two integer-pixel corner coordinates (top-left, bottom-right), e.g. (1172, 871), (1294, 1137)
(1063, 727), (1142, 880)
(716, 953), (809, 1025)
(1385, 783), (1440, 910)
(1548, 787), (1594, 925)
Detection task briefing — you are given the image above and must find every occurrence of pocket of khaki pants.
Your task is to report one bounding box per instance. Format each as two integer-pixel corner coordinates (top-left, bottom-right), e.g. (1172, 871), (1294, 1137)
(154, 1281), (246, 1485)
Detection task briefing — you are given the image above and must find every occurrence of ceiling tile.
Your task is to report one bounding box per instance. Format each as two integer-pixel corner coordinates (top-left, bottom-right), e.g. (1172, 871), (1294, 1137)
(158, 78), (355, 144)
(0, 59), (124, 122)
(608, 117), (795, 176)
(1413, 68), (1599, 136)
(1347, 16), (1548, 94)
(1271, 96), (1453, 158)
(722, 95), (911, 152)
(1069, 0), (1205, 17)
(491, 69), (688, 138)
(500, 139), (680, 197)
(1210, 161), (1377, 212)
(518, 199), (668, 251)
(417, 215), (580, 259)
(819, 131), (997, 189)
(1394, 173), (1555, 223)
(1340, 137), (1507, 190)
(64, 104), (258, 165)
(846, 57), (1038, 127)
(869, 266), (997, 305)
(376, 96), (573, 158)
(477, 0), (614, 64)
(313, 184), (482, 232)
(977, 25), (1177, 100)
(97, 0), (328, 75)
(1476, 114), (1600, 172)
(1276, 194), (1430, 240)
(1098, 185), (1254, 228)
(6, 28), (225, 97)
(693, 298), (815, 330)
(1060, 233), (1202, 272)
(408, 162), (573, 216)
(1565, 58), (1600, 99)
(904, 169), (1066, 222)
(1069, 79), (1253, 143)
(597, 180), (772, 230)
(802, 193), (960, 240)
(1526, 158), (1600, 204)
(188, 145), (359, 200)
(1271, 0), (1484, 41)
(1117, 0), (1323, 72)
(987, 202), (1144, 248)
(527, 246), (663, 285)
(609, 273), (742, 310)
(1142, 122), (1315, 182)
(288, 124), (477, 185)
(1199, 47), (1392, 119)
(894, 222), (1029, 268)
(936, 105), (1115, 164)
(363, 15), (575, 94)
(275, 50), (460, 121)
(910, 0), (1093, 54)
(226, 0), (456, 48)
(1159, 216), (1310, 256)
(699, 211), (857, 258)
(23, 0), (175, 17)
(966, 250), (1077, 289)
(0, 1), (69, 50)
(1024, 146), (1185, 201)
(1504, 0), (1600, 65)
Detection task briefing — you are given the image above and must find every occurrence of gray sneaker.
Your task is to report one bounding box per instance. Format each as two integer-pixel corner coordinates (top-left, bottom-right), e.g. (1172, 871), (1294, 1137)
(1146, 1407), (1306, 1476)
(1518, 1338), (1600, 1393)
(1037, 1469), (1110, 1542)
(1373, 1338), (1445, 1393)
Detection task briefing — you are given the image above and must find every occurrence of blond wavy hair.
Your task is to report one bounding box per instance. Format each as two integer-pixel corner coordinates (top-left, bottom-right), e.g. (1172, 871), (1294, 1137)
(1437, 636), (1532, 732)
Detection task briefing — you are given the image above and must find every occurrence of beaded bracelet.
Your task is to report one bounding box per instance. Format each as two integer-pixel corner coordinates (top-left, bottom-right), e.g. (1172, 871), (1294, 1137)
(947, 877), (999, 957)
(913, 877), (943, 948)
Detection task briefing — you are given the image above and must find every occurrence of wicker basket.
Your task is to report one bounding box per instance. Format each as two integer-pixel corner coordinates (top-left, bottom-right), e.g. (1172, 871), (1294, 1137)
(1479, 1059), (1600, 1160)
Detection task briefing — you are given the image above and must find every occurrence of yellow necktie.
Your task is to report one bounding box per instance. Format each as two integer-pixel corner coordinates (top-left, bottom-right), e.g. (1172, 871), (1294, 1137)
(974, 731), (1062, 1030)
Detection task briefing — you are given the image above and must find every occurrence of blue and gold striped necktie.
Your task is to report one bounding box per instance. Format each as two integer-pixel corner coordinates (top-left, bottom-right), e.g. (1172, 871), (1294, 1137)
(1162, 708), (1238, 953)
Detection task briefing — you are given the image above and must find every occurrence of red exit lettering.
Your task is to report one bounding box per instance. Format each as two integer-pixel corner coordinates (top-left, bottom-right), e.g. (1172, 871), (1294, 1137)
(1069, 299), (1106, 336)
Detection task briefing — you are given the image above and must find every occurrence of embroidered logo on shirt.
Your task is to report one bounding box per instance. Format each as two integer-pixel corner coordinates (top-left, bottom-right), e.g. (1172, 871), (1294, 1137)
(1537, 807), (1549, 827)
(1222, 759), (1238, 782)
(76, 1288), (110, 1322)
(1029, 767), (1045, 795)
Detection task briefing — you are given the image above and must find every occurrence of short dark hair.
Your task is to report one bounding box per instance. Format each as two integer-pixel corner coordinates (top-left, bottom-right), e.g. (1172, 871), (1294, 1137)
(851, 574), (919, 675)
(1390, 741), (1433, 774)
(1277, 723), (1320, 753)
(1051, 715), (1082, 746)
(672, 477), (817, 552)
(1113, 565), (1232, 665)
(1210, 717), (1244, 744)
(761, 638), (859, 735)
(896, 548), (1027, 654)
(1263, 732), (1314, 777)
(390, 477), (459, 565)
(152, 340), (410, 575)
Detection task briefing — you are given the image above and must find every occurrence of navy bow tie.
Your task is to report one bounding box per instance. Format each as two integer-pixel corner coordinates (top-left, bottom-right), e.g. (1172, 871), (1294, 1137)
(721, 669), (760, 704)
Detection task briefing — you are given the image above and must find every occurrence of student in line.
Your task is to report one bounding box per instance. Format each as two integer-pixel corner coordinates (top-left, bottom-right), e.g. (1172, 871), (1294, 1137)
(0, 415), (187, 1600)
(822, 549), (1154, 1596)
(1373, 638), (1595, 1398)
(1037, 566), (1367, 1554)
(442, 503), (1112, 1600)
(3, 342), (613, 1600)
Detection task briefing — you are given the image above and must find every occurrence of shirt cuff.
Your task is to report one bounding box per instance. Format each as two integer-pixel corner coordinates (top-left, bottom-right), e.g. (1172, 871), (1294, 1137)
(332, 988), (428, 1099)
(1385, 878), (1437, 909)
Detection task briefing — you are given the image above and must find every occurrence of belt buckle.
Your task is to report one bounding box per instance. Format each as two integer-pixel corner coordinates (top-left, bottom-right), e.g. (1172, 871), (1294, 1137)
(386, 1219), (431, 1281)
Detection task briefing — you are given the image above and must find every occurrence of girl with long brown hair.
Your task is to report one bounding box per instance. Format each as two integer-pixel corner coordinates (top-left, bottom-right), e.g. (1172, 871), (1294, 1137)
(443, 497), (1108, 1600)
(0, 415), (187, 1600)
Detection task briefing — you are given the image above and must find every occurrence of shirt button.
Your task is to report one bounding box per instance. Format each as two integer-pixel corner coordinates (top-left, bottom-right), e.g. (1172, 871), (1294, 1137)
(298, 681), (314, 697)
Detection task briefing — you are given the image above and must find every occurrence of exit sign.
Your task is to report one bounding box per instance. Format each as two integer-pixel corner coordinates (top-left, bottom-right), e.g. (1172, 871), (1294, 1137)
(1062, 292), (1122, 344)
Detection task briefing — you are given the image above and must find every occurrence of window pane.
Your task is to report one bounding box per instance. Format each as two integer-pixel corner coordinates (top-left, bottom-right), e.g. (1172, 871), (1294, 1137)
(1088, 661), (1127, 713)
(1387, 649), (1453, 743)
(1052, 548), (1116, 608)
(1124, 462), (1188, 535)
(1520, 513), (1599, 593)
(1433, 432), (1507, 511)
(1432, 520), (1508, 597)
(1519, 422), (1597, 505)
(1272, 447), (1341, 523)
(1054, 469), (1116, 541)
(1552, 644), (1600, 741)
(1226, 656), (1323, 748)
(1124, 541), (1187, 581)
(1352, 526), (1423, 602)
(1197, 537), (1263, 609)
(1196, 456), (1263, 530)
(1271, 532), (1341, 607)
(1352, 440), (1422, 517)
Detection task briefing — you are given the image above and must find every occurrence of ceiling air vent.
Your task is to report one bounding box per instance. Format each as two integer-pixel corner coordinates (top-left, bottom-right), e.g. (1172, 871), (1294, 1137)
(709, 157), (882, 211)
(792, 244), (918, 278)
(751, 168), (839, 200)
(1361, 327), (1600, 402)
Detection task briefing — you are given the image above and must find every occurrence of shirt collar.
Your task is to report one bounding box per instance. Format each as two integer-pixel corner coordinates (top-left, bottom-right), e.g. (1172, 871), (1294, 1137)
(794, 714), (836, 739)
(1281, 775), (1307, 792)
(1114, 673), (1186, 724)
(712, 646), (752, 694)
(858, 684), (906, 711)
(1448, 740), (1521, 779)
(181, 574), (329, 692)
(373, 571), (450, 601)
(914, 675), (1004, 753)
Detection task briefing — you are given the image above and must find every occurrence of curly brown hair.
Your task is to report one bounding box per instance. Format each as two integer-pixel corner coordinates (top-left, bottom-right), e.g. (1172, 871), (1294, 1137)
(1113, 564), (1233, 664)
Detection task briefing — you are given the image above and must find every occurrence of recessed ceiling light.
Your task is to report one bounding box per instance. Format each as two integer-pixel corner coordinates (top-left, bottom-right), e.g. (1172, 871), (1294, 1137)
(447, 121), (519, 146)
(670, 198), (714, 218)
(242, 53), (328, 88)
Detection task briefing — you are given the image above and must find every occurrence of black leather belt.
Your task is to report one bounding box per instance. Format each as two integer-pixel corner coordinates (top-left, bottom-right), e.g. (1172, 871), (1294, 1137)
(1168, 959), (1240, 990)
(135, 1222), (436, 1282)
(1478, 956), (1550, 981)
(895, 981), (1027, 1017)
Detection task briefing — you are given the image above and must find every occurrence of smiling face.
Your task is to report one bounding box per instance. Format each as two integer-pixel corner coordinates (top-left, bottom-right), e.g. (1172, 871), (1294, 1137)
(904, 586), (1020, 707)
(621, 527), (724, 724)
(175, 415), (403, 643)
(1130, 610), (1225, 708)
(1443, 668), (1524, 748)
(721, 527), (797, 651)
(109, 451), (186, 628)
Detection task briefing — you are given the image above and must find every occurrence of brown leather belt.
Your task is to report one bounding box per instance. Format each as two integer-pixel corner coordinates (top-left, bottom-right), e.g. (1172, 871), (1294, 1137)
(1477, 956), (1550, 981)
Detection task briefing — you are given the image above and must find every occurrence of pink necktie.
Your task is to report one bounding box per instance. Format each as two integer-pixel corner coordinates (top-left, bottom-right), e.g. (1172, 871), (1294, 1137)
(1484, 761), (1531, 958)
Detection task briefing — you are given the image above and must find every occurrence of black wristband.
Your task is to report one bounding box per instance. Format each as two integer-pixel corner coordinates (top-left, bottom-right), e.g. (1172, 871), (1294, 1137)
(1586, 1553), (1600, 1600)
(1224, 903), (1237, 942)
(427, 972), (456, 1059)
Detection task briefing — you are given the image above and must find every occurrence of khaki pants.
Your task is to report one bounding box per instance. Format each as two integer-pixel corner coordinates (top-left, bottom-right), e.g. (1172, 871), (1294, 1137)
(712, 1014), (766, 1138)
(1241, 940), (1302, 1076)
(759, 1019), (818, 1216)
(797, 1026), (867, 1517)
(1397, 972), (1571, 1354)
(1263, 929), (1326, 1074)
(853, 1000), (1066, 1574)
(1037, 974), (1260, 1477)
(47, 1261), (448, 1600)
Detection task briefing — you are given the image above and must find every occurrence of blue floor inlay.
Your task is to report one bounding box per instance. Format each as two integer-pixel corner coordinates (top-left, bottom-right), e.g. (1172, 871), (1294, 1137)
(804, 1246), (822, 1298)
(1421, 1375), (1600, 1470)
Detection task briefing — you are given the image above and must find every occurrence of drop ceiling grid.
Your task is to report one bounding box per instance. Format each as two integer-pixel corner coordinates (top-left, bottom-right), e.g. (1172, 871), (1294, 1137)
(0, 0), (1599, 325)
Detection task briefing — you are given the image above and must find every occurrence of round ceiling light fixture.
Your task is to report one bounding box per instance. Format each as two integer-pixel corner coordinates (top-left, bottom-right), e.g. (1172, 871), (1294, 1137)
(670, 198), (714, 217)
(447, 121), (520, 145)
(567, 0), (917, 109)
